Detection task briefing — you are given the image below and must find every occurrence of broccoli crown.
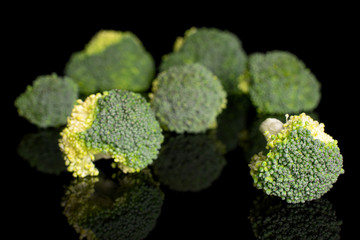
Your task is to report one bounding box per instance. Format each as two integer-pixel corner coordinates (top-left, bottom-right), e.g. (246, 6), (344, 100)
(153, 133), (226, 192)
(249, 195), (342, 240)
(17, 129), (67, 175)
(249, 113), (344, 203)
(160, 27), (247, 95)
(65, 30), (155, 95)
(59, 89), (164, 177)
(62, 170), (164, 240)
(150, 63), (227, 133)
(14, 73), (78, 128)
(243, 51), (321, 114)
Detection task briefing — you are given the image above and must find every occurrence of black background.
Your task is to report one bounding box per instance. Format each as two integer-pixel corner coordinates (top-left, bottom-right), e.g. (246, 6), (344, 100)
(5, 6), (358, 239)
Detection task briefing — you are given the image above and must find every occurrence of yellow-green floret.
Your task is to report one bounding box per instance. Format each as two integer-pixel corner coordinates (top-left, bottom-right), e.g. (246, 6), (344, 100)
(59, 89), (164, 177)
(249, 113), (344, 203)
(240, 51), (321, 114)
(14, 73), (78, 128)
(65, 30), (155, 95)
(160, 27), (247, 95)
(150, 63), (227, 133)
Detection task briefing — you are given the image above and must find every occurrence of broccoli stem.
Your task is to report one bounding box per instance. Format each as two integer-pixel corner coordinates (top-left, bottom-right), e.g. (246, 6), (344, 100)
(259, 118), (283, 139)
(94, 153), (113, 161)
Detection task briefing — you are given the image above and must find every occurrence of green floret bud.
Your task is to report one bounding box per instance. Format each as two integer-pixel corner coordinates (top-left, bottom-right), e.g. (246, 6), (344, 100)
(65, 30), (155, 95)
(59, 89), (164, 177)
(160, 27), (247, 95)
(249, 113), (344, 203)
(241, 51), (321, 114)
(14, 73), (78, 128)
(150, 63), (227, 133)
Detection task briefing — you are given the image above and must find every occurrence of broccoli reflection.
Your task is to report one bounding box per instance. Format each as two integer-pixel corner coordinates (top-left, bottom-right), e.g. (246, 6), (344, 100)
(17, 129), (66, 174)
(249, 194), (342, 240)
(215, 95), (250, 153)
(61, 170), (164, 240)
(153, 133), (226, 192)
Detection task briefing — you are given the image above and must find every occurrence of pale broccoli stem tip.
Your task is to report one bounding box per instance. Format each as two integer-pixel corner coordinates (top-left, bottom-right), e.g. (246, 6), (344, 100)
(259, 118), (284, 139)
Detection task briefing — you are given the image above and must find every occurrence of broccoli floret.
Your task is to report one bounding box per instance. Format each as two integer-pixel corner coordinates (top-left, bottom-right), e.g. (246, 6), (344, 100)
(243, 112), (320, 163)
(160, 27), (247, 95)
(65, 30), (155, 95)
(153, 133), (226, 192)
(239, 51), (321, 114)
(14, 73), (78, 128)
(249, 113), (344, 203)
(249, 194), (342, 240)
(17, 129), (67, 175)
(61, 170), (164, 240)
(150, 63), (227, 133)
(59, 89), (164, 177)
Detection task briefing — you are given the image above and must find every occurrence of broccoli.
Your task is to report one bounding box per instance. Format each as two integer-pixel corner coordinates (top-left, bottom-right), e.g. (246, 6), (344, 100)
(249, 194), (342, 240)
(14, 73), (78, 128)
(61, 170), (164, 240)
(160, 27), (247, 95)
(65, 30), (155, 95)
(17, 129), (67, 175)
(239, 51), (321, 114)
(249, 113), (344, 203)
(150, 63), (227, 133)
(59, 89), (164, 177)
(153, 133), (226, 192)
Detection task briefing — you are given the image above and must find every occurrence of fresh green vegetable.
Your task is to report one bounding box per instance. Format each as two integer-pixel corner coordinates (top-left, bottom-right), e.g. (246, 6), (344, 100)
(65, 30), (155, 95)
(59, 89), (163, 177)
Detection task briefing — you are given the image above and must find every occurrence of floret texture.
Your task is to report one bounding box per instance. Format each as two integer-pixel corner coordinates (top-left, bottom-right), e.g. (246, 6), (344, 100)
(59, 89), (164, 177)
(14, 74), (78, 128)
(249, 113), (344, 203)
(65, 30), (155, 95)
(160, 27), (247, 95)
(246, 51), (321, 114)
(150, 63), (227, 133)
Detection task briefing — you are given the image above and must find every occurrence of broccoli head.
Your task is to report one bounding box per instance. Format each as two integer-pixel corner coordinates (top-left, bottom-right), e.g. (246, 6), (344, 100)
(249, 194), (342, 240)
(14, 73), (78, 128)
(62, 170), (164, 240)
(249, 113), (344, 203)
(160, 27), (247, 95)
(239, 51), (321, 114)
(150, 63), (227, 133)
(65, 30), (155, 95)
(59, 89), (164, 177)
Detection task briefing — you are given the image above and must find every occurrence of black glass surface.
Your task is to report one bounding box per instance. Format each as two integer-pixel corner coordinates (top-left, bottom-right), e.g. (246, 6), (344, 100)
(7, 14), (357, 239)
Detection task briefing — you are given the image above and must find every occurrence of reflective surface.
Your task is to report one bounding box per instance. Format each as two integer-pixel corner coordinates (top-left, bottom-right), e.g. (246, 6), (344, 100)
(7, 18), (357, 239)
(10, 96), (354, 239)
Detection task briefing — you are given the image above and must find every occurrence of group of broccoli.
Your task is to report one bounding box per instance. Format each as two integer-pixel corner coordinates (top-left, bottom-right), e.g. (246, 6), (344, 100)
(15, 27), (344, 204)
